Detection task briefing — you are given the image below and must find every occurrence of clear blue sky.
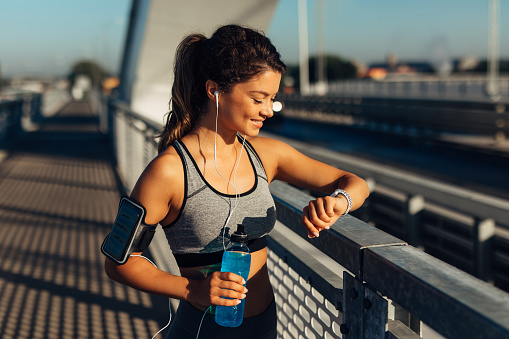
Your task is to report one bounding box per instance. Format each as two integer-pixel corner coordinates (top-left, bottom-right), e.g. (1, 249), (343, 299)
(269, 0), (508, 66)
(0, 0), (131, 77)
(0, 0), (506, 77)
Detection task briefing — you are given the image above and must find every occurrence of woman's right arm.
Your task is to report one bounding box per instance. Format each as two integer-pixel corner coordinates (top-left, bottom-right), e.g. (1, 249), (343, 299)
(103, 152), (246, 306)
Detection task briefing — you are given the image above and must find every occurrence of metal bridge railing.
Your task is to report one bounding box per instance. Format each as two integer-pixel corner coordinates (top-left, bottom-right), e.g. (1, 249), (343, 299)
(269, 181), (509, 339)
(279, 93), (509, 144)
(105, 98), (509, 339)
(261, 131), (509, 292)
(326, 76), (509, 102)
(0, 93), (42, 149)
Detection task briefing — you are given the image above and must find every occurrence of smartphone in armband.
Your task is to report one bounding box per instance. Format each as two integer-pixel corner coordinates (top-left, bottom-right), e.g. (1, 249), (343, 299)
(101, 197), (147, 265)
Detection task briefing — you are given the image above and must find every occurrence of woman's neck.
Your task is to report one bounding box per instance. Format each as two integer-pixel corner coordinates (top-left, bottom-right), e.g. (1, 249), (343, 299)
(189, 109), (240, 157)
(186, 125), (239, 159)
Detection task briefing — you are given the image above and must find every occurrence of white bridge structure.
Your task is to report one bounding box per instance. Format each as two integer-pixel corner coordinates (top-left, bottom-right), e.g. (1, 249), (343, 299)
(116, 0), (280, 125)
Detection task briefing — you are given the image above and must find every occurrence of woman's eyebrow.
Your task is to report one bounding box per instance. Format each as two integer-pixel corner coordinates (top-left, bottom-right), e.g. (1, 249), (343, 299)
(249, 90), (274, 96)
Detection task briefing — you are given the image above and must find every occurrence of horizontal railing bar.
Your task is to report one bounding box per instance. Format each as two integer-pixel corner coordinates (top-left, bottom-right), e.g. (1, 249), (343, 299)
(422, 224), (473, 249)
(419, 244), (472, 271)
(279, 94), (509, 113)
(363, 245), (509, 339)
(494, 251), (509, 264)
(387, 320), (421, 339)
(372, 203), (405, 219)
(262, 131), (509, 227)
(270, 180), (406, 278)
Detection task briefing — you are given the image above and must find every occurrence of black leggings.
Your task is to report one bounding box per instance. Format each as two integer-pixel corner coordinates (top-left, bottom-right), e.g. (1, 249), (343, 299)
(166, 299), (277, 339)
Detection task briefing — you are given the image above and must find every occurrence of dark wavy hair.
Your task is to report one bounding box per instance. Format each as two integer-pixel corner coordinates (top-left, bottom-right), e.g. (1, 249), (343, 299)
(157, 24), (286, 153)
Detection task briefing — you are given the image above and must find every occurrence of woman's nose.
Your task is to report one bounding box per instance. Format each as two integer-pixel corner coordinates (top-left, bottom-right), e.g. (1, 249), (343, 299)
(261, 102), (273, 118)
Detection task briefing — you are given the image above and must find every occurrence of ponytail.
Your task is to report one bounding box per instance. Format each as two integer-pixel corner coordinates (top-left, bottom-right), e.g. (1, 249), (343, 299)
(157, 34), (209, 154)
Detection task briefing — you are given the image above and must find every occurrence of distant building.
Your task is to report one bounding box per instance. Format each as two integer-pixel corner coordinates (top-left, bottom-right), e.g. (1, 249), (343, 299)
(360, 52), (435, 79)
(362, 62), (434, 79)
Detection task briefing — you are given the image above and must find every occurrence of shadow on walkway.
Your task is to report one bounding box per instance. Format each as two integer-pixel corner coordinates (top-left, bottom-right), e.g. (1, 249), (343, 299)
(0, 101), (169, 338)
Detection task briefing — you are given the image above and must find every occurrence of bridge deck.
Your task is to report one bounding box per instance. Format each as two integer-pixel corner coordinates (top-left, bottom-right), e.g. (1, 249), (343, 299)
(0, 102), (168, 339)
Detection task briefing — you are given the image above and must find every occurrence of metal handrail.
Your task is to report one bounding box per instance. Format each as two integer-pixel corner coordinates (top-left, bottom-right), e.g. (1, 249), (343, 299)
(259, 129), (509, 283)
(269, 180), (509, 339)
(326, 76), (509, 102)
(0, 93), (42, 148)
(278, 93), (509, 143)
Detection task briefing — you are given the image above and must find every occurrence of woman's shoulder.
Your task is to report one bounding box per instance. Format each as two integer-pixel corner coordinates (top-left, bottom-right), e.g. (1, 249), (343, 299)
(146, 144), (183, 179)
(246, 135), (293, 156)
(133, 144), (184, 195)
(245, 136), (293, 181)
(247, 135), (311, 172)
(130, 144), (185, 224)
(247, 135), (282, 148)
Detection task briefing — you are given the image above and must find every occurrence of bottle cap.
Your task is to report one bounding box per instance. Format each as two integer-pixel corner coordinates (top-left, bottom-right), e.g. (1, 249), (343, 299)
(231, 224), (248, 243)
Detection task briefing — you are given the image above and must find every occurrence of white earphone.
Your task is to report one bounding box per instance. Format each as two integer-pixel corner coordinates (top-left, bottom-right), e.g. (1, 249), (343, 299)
(214, 90), (219, 107)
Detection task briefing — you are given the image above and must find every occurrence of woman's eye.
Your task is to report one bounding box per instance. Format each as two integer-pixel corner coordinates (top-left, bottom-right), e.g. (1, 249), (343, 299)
(253, 99), (262, 104)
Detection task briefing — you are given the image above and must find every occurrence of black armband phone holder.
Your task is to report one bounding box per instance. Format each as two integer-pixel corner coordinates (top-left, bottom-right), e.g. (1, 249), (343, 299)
(101, 196), (157, 265)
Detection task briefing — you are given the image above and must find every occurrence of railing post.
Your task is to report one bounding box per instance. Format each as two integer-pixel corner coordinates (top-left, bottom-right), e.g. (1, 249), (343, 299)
(108, 99), (117, 164)
(342, 271), (389, 338)
(0, 111), (7, 148)
(32, 93), (43, 123)
(404, 195), (424, 247)
(98, 95), (108, 134)
(342, 272), (365, 338)
(364, 283), (389, 338)
(473, 217), (495, 280)
(356, 177), (375, 222)
(494, 103), (506, 145)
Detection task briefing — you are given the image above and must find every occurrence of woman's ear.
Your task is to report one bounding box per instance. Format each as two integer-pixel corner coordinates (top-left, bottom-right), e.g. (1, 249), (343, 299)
(205, 80), (220, 101)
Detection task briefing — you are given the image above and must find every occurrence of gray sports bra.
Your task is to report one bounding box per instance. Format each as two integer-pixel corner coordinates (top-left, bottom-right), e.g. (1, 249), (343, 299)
(163, 136), (276, 267)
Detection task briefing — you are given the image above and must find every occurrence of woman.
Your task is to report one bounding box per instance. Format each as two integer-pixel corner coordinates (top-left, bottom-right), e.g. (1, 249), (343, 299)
(104, 24), (369, 338)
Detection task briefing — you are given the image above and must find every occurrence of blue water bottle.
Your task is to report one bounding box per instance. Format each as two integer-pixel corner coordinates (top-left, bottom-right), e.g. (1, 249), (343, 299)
(215, 224), (251, 327)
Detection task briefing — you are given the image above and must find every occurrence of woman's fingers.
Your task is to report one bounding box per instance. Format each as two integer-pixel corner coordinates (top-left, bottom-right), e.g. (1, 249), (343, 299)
(211, 286), (247, 306)
(303, 197), (343, 238)
(307, 199), (332, 224)
(216, 272), (245, 286)
(214, 278), (248, 295)
(302, 205), (320, 238)
(209, 272), (248, 306)
(188, 271), (248, 306)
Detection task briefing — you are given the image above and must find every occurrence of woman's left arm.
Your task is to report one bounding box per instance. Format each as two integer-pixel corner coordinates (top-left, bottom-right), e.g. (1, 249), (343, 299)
(254, 137), (370, 238)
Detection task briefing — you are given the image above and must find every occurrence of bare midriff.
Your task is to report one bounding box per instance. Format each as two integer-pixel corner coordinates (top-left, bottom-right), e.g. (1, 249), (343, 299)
(179, 247), (274, 317)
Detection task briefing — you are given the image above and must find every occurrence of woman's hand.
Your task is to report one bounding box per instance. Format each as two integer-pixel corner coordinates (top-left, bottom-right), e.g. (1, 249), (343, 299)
(302, 195), (347, 238)
(187, 271), (248, 306)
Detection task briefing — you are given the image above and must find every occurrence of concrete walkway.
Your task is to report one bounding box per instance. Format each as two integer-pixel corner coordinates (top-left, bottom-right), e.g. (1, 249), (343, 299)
(0, 101), (169, 338)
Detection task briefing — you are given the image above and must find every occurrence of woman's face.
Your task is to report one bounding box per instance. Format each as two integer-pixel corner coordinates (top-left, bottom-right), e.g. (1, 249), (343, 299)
(217, 70), (282, 137)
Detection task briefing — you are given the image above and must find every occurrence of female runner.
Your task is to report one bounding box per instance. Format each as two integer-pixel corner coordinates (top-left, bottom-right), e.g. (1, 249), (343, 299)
(105, 24), (369, 338)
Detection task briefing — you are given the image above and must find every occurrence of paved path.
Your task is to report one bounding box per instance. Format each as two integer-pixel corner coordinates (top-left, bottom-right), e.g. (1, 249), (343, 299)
(0, 101), (168, 338)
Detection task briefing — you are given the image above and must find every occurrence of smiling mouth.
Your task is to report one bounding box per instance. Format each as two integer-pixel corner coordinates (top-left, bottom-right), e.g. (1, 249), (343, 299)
(252, 120), (263, 127)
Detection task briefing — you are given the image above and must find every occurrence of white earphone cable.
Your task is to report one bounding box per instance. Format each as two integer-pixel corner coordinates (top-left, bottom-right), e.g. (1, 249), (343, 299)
(130, 254), (172, 339)
(129, 254), (212, 338)
(143, 94), (246, 338)
(214, 92), (246, 251)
